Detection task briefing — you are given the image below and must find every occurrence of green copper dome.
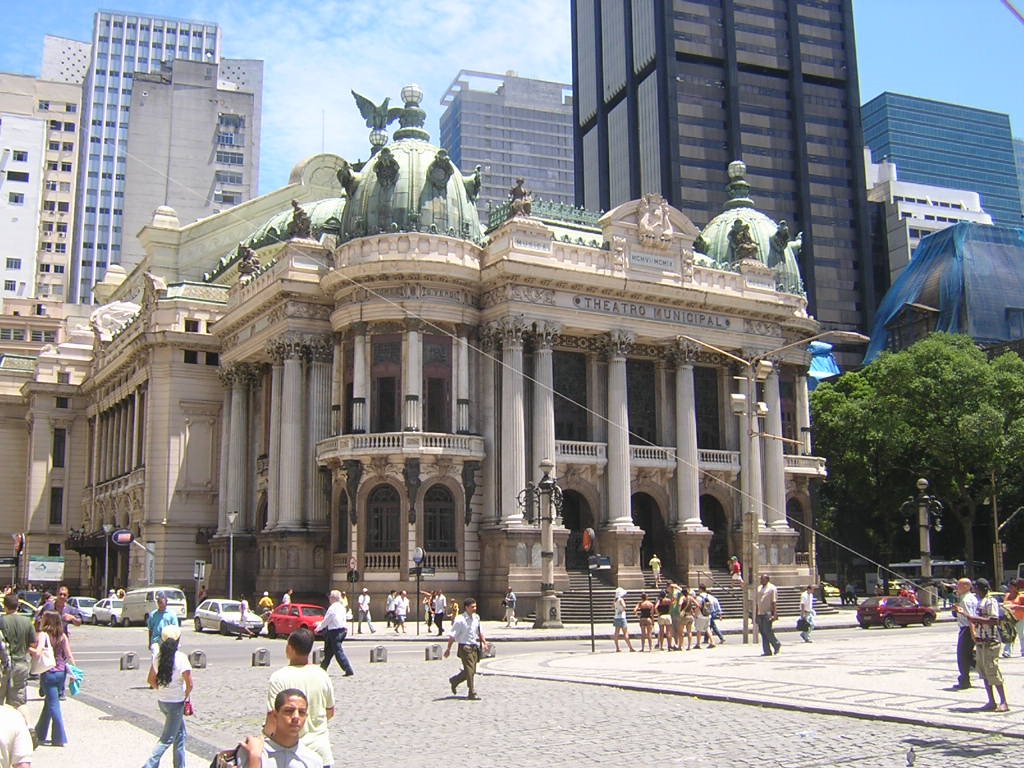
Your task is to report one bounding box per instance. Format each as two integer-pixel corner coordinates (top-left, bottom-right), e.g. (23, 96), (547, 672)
(337, 86), (484, 244)
(697, 161), (804, 295)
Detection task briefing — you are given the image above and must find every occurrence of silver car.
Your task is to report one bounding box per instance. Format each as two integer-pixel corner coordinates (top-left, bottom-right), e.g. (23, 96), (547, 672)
(194, 599), (264, 635)
(92, 598), (123, 625)
(68, 596), (96, 622)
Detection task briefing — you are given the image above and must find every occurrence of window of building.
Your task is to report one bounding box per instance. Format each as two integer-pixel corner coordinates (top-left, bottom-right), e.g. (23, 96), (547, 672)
(11, 150), (27, 162)
(65, 104), (77, 113)
(183, 350), (199, 364)
(365, 485), (401, 552)
(695, 367), (722, 449)
(56, 396), (69, 409)
(52, 427), (66, 468)
(6, 258), (21, 270)
(422, 336), (451, 433)
(61, 162), (72, 172)
(371, 335), (402, 432)
(53, 264), (64, 273)
(57, 372), (70, 384)
(423, 485), (456, 552)
(61, 142), (73, 152)
(31, 330), (57, 343)
(38, 100), (50, 111)
(57, 202), (69, 212)
(215, 151), (244, 166)
(47, 543), (61, 557)
(48, 141), (60, 151)
(205, 352), (219, 366)
(49, 486), (63, 525)
(215, 171), (243, 185)
(38, 264), (50, 273)
(3, 281), (15, 292)
(184, 319), (200, 333)
(8, 193), (23, 205)
(6, 171), (29, 183)
(62, 122), (75, 132)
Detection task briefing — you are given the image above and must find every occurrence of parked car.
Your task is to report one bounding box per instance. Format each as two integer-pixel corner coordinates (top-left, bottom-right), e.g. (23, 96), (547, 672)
(67, 596), (96, 622)
(265, 603), (326, 639)
(121, 586), (188, 627)
(17, 591), (43, 608)
(857, 596), (937, 629)
(17, 600), (37, 619)
(819, 582), (841, 599)
(92, 598), (123, 625)
(194, 599), (265, 635)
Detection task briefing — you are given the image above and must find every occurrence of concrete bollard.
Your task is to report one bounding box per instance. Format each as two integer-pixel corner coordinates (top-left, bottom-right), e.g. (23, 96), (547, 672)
(369, 645), (387, 663)
(119, 652), (138, 670)
(424, 644), (442, 661)
(482, 643), (496, 659)
(312, 648), (325, 665)
(251, 648), (270, 667)
(188, 650), (207, 669)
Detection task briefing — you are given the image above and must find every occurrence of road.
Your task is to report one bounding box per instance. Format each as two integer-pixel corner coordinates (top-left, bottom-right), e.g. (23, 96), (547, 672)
(23, 618), (1020, 767)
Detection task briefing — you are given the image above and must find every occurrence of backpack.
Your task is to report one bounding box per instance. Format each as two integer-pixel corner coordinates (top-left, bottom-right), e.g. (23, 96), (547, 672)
(700, 596), (711, 617)
(999, 606), (1018, 645)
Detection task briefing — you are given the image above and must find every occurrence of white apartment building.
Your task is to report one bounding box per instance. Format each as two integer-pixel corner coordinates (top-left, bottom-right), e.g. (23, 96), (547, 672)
(865, 148), (992, 284)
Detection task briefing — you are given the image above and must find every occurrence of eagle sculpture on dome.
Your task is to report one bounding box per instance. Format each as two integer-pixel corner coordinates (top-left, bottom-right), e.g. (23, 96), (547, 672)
(351, 91), (403, 130)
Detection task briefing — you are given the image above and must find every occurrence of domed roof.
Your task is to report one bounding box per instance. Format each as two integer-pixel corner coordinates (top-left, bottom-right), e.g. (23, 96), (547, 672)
(697, 161), (804, 295)
(337, 86), (483, 244)
(243, 197), (346, 252)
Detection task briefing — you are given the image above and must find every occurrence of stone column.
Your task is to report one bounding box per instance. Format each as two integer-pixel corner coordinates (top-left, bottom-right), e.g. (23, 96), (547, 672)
(112, 403), (122, 476)
(307, 337), (333, 526)
(479, 329), (497, 523)
(456, 328), (470, 434)
(276, 338), (305, 529)
(674, 355), (702, 529)
(217, 378), (232, 532)
(604, 330), (635, 527)
(403, 321), (422, 431)
(266, 356), (284, 530)
(499, 316), (529, 525)
(131, 390), (141, 469)
(227, 366), (250, 527)
(531, 321), (560, 473)
(351, 323), (368, 433)
(763, 367), (788, 529)
(105, 408), (114, 480)
(795, 371), (811, 455)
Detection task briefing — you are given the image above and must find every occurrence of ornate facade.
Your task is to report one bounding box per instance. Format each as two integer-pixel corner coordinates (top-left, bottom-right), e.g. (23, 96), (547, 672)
(2, 88), (826, 615)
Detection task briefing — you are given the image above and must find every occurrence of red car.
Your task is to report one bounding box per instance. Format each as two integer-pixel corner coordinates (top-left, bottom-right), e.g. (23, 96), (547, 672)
(857, 596), (937, 629)
(266, 603), (327, 639)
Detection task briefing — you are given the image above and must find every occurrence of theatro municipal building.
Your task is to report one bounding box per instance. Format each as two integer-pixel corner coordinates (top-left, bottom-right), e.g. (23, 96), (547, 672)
(0, 86), (827, 615)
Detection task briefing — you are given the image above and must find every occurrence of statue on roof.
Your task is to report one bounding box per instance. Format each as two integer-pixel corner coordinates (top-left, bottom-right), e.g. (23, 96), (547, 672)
(427, 150), (454, 193)
(728, 219), (759, 261)
(510, 178), (533, 217)
(287, 200), (312, 239)
(352, 91), (403, 131)
(464, 165), (482, 202)
(237, 244), (260, 283)
(638, 193), (673, 250)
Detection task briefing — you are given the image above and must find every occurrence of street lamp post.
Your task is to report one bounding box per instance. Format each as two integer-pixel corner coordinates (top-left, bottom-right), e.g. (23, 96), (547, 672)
(227, 511), (238, 601)
(901, 478), (943, 607)
(677, 330), (869, 644)
(102, 523), (114, 597)
(517, 458), (564, 629)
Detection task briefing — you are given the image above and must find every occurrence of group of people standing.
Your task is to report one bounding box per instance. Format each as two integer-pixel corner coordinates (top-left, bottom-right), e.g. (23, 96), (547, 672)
(952, 576), (1022, 712)
(611, 583), (725, 652)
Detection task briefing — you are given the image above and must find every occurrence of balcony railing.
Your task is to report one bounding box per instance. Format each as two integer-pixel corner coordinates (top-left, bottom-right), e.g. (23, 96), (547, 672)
(783, 454), (827, 477)
(317, 432), (486, 464)
(425, 552), (458, 570)
(630, 445), (675, 466)
(363, 552), (401, 571)
(698, 449), (740, 472)
(554, 440), (607, 463)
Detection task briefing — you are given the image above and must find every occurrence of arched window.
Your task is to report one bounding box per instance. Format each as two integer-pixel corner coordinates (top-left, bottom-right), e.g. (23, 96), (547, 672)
(423, 485), (456, 552)
(366, 485), (400, 552)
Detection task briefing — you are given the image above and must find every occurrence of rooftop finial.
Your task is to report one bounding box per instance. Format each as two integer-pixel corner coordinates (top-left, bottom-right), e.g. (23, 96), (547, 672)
(724, 160), (754, 210)
(393, 84), (429, 142)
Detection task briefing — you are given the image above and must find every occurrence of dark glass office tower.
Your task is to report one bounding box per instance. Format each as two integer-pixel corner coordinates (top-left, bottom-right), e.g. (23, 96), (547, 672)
(571, 0), (874, 331)
(863, 93), (1023, 227)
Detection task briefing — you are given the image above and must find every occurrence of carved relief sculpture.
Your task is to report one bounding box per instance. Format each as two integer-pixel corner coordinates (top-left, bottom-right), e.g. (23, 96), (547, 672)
(728, 219), (759, 261)
(637, 193), (674, 249)
(374, 147), (400, 188)
(287, 200), (312, 240)
(509, 178), (533, 217)
(237, 244), (260, 283)
(427, 150), (454, 194)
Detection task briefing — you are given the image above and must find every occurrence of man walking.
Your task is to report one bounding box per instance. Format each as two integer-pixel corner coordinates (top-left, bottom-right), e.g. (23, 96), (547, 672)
(502, 587), (518, 628)
(0, 594), (35, 713)
(266, 627), (335, 766)
(315, 590), (354, 677)
(952, 577), (978, 689)
(356, 589), (375, 634)
(392, 590), (409, 633)
(648, 554), (662, 587)
(444, 598), (489, 700)
(966, 578), (1009, 711)
(147, 593), (179, 656)
(432, 590), (447, 637)
(698, 585), (724, 645)
(799, 584), (816, 643)
(756, 574), (781, 656)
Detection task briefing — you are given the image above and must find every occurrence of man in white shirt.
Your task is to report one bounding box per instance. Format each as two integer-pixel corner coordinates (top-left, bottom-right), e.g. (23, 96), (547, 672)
(282, 589), (293, 606)
(315, 591), (354, 677)
(266, 628), (335, 767)
(444, 598), (489, 700)
(799, 584), (816, 643)
(0, 704), (32, 768)
(392, 591), (409, 634)
(432, 591), (447, 637)
(953, 577), (979, 690)
(355, 589), (375, 635)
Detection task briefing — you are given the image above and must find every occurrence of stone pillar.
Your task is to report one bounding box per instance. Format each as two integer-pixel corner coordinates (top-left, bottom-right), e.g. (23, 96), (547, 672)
(227, 366), (250, 527)
(763, 368), (788, 529)
(531, 321), (560, 472)
(795, 371), (811, 455)
(217, 380), (232, 532)
(351, 323), (368, 433)
(674, 359), (702, 529)
(266, 359), (284, 530)
(131, 390), (141, 469)
(479, 329), (497, 523)
(604, 330), (635, 527)
(403, 321), (422, 431)
(456, 328), (470, 434)
(307, 337), (332, 526)
(277, 339), (305, 529)
(499, 317), (529, 525)
(112, 403), (122, 476)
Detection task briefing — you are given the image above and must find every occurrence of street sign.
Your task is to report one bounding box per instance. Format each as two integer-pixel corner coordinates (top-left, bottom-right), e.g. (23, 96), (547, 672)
(0, 556), (16, 567)
(111, 528), (133, 546)
(28, 555), (64, 582)
(410, 566), (435, 576)
(412, 547), (425, 565)
(588, 554), (611, 571)
(347, 569), (360, 583)
(193, 560), (206, 581)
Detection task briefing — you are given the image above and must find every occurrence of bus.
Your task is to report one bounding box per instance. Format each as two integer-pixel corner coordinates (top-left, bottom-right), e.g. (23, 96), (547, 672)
(871, 559), (982, 595)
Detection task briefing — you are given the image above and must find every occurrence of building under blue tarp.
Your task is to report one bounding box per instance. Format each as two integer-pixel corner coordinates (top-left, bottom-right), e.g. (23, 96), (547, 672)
(807, 341), (841, 390)
(864, 222), (1024, 363)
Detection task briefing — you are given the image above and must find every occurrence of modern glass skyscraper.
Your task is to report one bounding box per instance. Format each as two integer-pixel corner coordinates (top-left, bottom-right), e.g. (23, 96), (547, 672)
(440, 70), (574, 220)
(571, 0), (875, 334)
(862, 93), (1022, 227)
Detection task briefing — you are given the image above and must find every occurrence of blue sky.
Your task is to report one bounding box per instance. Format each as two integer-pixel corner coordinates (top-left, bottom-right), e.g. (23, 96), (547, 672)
(2, 1), (1021, 195)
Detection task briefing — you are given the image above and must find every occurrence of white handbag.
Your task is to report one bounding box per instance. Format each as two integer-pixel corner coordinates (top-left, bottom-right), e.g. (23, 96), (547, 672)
(30, 632), (55, 675)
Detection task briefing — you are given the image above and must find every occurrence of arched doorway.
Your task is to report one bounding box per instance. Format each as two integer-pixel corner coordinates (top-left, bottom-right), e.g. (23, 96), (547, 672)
(787, 498), (809, 554)
(700, 495), (729, 570)
(561, 490), (595, 570)
(631, 493), (674, 574)
(365, 485), (401, 570)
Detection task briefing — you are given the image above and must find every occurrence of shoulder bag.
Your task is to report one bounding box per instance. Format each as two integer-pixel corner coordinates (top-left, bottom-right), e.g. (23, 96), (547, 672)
(30, 632), (55, 675)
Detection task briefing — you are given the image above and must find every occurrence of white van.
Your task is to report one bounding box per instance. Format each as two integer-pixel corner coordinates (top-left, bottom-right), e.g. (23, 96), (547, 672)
(120, 586), (188, 627)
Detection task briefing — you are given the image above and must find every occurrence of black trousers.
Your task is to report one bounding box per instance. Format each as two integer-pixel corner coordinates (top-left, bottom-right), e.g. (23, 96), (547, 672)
(434, 612), (445, 635)
(956, 625), (975, 687)
(321, 627), (354, 675)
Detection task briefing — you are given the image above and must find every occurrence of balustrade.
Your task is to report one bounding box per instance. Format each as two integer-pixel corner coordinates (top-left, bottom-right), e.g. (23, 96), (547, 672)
(363, 552), (401, 571)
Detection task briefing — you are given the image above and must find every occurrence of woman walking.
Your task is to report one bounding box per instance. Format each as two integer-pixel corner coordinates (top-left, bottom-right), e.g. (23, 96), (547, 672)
(143, 624), (193, 768)
(612, 587), (635, 652)
(634, 592), (656, 652)
(31, 610), (74, 747)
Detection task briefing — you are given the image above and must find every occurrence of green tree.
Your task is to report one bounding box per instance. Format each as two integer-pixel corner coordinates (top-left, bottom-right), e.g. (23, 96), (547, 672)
(811, 334), (1024, 576)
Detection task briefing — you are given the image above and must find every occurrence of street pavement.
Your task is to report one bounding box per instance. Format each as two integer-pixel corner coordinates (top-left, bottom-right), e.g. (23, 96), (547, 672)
(18, 608), (1024, 767)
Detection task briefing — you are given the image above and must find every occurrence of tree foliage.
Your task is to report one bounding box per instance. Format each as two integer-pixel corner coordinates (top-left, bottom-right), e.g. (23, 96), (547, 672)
(811, 334), (1024, 576)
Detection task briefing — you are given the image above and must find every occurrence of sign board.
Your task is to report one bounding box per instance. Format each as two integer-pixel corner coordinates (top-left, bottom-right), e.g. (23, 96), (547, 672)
(28, 555), (65, 582)
(193, 560), (206, 581)
(411, 566), (435, 577)
(588, 554), (612, 571)
(412, 547), (425, 565)
(111, 528), (133, 546)
(0, 556), (16, 567)
(145, 542), (156, 586)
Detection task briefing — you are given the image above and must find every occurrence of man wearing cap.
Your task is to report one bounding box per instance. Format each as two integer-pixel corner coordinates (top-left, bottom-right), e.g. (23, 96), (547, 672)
(356, 589), (375, 634)
(315, 590), (354, 677)
(147, 593), (180, 656)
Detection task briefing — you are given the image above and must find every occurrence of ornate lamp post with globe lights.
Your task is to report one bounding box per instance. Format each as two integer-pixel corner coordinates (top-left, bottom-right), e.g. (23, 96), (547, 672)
(517, 458), (564, 629)
(900, 479), (943, 607)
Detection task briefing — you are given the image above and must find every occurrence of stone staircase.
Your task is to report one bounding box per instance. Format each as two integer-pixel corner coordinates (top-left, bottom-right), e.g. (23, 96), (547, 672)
(544, 568), (837, 624)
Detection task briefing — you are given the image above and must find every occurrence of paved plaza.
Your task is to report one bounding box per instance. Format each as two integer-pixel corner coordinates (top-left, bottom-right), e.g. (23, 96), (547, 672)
(18, 613), (1024, 767)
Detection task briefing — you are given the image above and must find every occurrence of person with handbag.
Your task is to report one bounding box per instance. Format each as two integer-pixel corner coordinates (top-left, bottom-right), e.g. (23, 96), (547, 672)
(799, 584), (816, 643)
(29, 610), (73, 747)
(143, 624), (193, 767)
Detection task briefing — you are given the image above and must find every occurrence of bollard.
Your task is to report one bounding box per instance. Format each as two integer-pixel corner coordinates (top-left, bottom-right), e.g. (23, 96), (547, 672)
(369, 645), (388, 663)
(188, 650), (207, 669)
(251, 648), (270, 667)
(424, 644), (442, 661)
(482, 643), (496, 659)
(312, 648), (325, 665)
(119, 652), (138, 670)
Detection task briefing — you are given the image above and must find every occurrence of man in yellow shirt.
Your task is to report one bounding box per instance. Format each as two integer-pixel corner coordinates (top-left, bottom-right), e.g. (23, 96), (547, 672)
(257, 592), (274, 613)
